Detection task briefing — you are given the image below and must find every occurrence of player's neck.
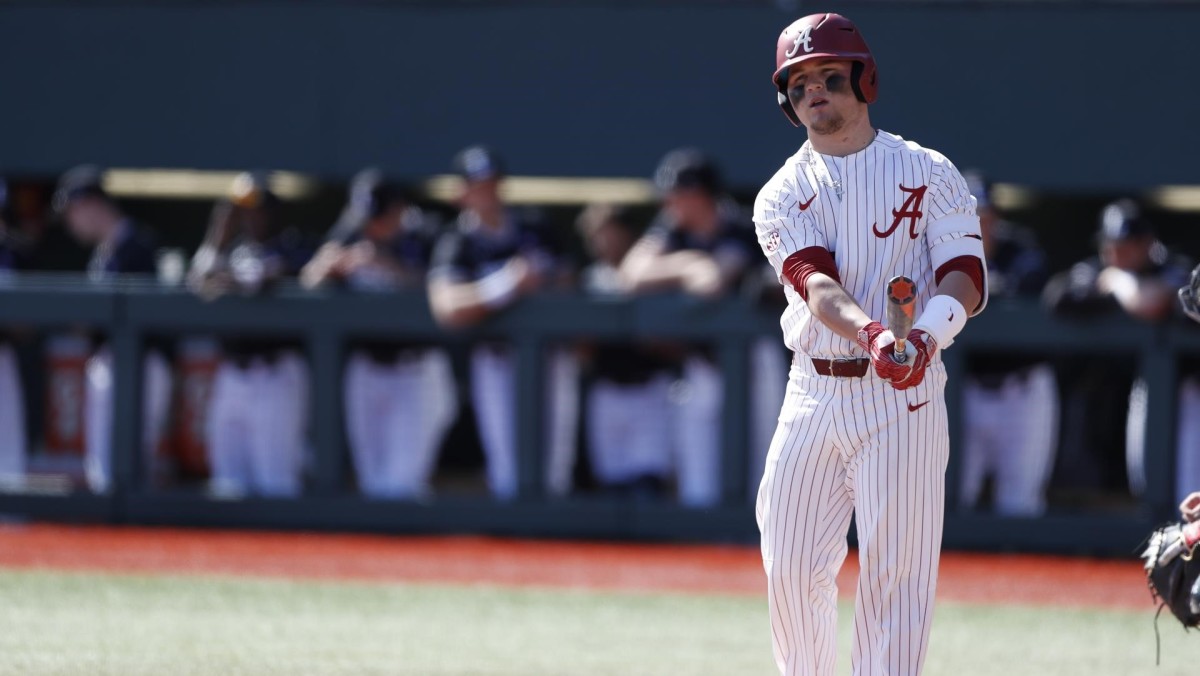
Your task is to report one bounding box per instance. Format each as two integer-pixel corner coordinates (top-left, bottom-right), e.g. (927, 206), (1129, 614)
(807, 122), (877, 157)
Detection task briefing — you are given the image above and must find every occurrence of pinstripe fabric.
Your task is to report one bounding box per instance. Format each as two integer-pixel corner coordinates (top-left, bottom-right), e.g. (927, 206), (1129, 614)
(753, 131), (978, 675)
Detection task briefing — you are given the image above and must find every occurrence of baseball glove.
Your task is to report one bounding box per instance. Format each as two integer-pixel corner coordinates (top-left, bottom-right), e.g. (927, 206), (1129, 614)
(1141, 519), (1200, 628)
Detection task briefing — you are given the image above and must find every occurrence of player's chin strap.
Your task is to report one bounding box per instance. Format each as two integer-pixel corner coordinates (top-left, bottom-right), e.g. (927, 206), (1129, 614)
(912, 295), (968, 350)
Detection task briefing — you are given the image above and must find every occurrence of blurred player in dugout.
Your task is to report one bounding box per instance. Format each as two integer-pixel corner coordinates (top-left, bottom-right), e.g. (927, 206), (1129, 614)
(426, 146), (579, 500)
(1044, 199), (1191, 501)
(619, 149), (761, 507)
(188, 173), (313, 497)
(958, 171), (1056, 516)
(301, 169), (456, 500)
(55, 166), (173, 493)
(576, 204), (677, 498)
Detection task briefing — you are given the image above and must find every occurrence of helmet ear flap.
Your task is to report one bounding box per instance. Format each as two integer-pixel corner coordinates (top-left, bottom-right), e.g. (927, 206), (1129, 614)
(777, 89), (801, 127)
(850, 61), (868, 104)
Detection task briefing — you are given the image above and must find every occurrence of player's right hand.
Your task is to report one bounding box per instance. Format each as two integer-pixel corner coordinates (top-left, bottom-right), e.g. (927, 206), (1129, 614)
(856, 321), (911, 383)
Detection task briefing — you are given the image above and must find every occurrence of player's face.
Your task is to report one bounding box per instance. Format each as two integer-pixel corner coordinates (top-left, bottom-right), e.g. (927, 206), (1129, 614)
(364, 204), (404, 243)
(458, 177), (503, 213)
(586, 220), (634, 265)
(786, 59), (863, 136)
(63, 198), (103, 244)
(664, 188), (715, 230)
(1102, 237), (1152, 272)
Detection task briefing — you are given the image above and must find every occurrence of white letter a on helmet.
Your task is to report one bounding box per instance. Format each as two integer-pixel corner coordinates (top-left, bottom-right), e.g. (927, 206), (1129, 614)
(786, 26), (814, 58)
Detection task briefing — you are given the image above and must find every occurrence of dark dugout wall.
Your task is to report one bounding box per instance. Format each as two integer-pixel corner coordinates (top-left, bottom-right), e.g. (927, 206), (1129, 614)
(0, 1), (1196, 190)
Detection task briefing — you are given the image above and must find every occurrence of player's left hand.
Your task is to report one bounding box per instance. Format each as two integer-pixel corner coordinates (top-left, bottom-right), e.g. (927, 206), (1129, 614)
(889, 329), (937, 391)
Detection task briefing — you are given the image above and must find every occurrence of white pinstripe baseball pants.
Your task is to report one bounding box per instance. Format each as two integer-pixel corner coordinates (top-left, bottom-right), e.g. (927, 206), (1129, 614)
(756, 356), (949, 676)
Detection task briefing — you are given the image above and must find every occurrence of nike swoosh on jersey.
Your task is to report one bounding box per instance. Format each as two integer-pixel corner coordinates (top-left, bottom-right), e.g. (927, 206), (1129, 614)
(907, 401), (929, 412)
(798, 195), (816, 211)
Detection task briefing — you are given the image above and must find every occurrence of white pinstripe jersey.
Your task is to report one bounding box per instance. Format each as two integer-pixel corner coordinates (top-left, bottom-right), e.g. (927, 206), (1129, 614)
(753, 130), (984, 360)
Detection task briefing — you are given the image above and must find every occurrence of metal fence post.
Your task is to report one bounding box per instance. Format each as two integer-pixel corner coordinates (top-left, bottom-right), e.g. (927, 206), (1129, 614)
(110, 290), (143, 500)
(719, 337), (751, 506)
(308, 326), (344, 497)
(515, 334), (546, 500)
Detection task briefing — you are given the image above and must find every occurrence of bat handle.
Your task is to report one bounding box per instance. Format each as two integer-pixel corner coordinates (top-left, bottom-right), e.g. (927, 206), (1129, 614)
(893, 337), (908, 364)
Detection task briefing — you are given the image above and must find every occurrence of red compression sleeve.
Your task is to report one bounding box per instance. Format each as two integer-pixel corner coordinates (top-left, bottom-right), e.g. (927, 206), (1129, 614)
(782, 247), (840, 302)
(935, 255), (985, 310)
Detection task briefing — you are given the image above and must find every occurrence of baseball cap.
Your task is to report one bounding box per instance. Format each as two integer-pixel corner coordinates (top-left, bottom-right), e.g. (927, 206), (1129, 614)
(453, 146), (505, 183)
(654, 148), (722, 196)
(1098, 198), (1152, 241)
(52, 164), (108, 213)
(962, 170), (991, 210)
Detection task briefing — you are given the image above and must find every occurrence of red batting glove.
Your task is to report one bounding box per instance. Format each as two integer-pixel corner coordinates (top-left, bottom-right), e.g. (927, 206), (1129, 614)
(1184, 521), (1200, 551)
(890, 329), (937, 391)
(856, 321), (911, 383)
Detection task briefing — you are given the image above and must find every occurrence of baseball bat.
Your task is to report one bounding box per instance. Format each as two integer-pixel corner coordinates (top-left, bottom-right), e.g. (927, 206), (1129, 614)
(885, 276), (917, 364)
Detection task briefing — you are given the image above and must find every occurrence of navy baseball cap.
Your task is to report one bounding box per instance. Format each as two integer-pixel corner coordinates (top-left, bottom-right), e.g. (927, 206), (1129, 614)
(453, 146), (505, 182)
(52, 164), (108, 213)
(1098, 199), (1152, 241)
(962, 170), (991, 210)
(654, 148), (722, 196)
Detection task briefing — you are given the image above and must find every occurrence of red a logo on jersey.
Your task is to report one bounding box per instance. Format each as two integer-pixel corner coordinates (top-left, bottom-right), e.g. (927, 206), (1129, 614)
(872, 184), (928, 240)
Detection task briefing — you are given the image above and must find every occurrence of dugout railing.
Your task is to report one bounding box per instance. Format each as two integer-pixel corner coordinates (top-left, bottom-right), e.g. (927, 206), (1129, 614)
(0, 275), (1194, 555)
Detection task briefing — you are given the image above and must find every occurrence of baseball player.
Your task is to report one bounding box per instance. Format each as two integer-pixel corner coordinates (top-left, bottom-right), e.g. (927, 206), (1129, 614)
(0, 179), (28, 484)
(1177, 264), (1200, 505)
(576, 204), (676, 498)
(1044, 200), (1191, 499)
(301, 169), (456, 500)
(188, 172), (313, 497)
(55, 165), (173, 493)
(752, 14), (986, 675)
(620, 148), (759, 507)
(426, 146), (578, 500)
(957, 171), (1056, 517)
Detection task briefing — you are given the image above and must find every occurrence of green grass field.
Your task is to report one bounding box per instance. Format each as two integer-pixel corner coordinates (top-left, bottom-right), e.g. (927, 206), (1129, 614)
(0, 569), (1190, 675)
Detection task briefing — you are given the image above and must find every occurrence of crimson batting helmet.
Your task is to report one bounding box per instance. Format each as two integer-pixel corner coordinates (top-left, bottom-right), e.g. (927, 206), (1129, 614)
(772, 13), (878, 126)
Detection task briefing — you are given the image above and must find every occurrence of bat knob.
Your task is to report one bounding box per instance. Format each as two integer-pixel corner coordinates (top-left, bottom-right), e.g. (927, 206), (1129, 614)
(886, 276), (916, 305)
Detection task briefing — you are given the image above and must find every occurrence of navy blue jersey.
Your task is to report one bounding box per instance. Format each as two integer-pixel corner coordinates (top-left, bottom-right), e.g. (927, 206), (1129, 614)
(986, 221), (1048, 299)
(1044, 248), (1191, 320)
(429, 209), (560, 284)
(334, 208), (439, 292)
(968, 221), (1049, 380)
(644, 200), (758, 291)
(88, 220), (157, 279)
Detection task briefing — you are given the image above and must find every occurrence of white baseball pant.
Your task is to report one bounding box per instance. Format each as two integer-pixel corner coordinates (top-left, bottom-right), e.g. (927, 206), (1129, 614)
(0, 344), (26, 483)
(205, 351), (308, 497)
(959, 364), (1059, 516)
(757, 357), (949, 676)
(470, 347), (579, 499)
(673, 355), (723, 507)
(586, 374), (673, 486)
(84, 347), (172, 493)
(343, 350), (457, 499)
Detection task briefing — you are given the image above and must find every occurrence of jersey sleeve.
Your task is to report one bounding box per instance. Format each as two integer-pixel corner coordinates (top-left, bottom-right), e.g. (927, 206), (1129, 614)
(427, 231), (471, 284)
(753, 174), (827, 282)
(925, 158), (988, 314)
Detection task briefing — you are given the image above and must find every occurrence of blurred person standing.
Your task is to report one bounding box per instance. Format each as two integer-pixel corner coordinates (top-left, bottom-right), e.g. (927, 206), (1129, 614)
(958, 171), (1056, 516)
(301, 169), (456, 500)
(0, 179), (28, 483)
(188, 172), (313, 497)
(576, 204), (676, 498)
(619, 149), (759, 507)
(54, 165), (172, 493)
(426, 146), (578, 500)
(1044, 199), (1190, 499)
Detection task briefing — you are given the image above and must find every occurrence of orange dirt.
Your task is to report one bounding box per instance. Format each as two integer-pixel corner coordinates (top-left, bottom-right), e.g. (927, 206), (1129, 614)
(0, 524), (1153, 610)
